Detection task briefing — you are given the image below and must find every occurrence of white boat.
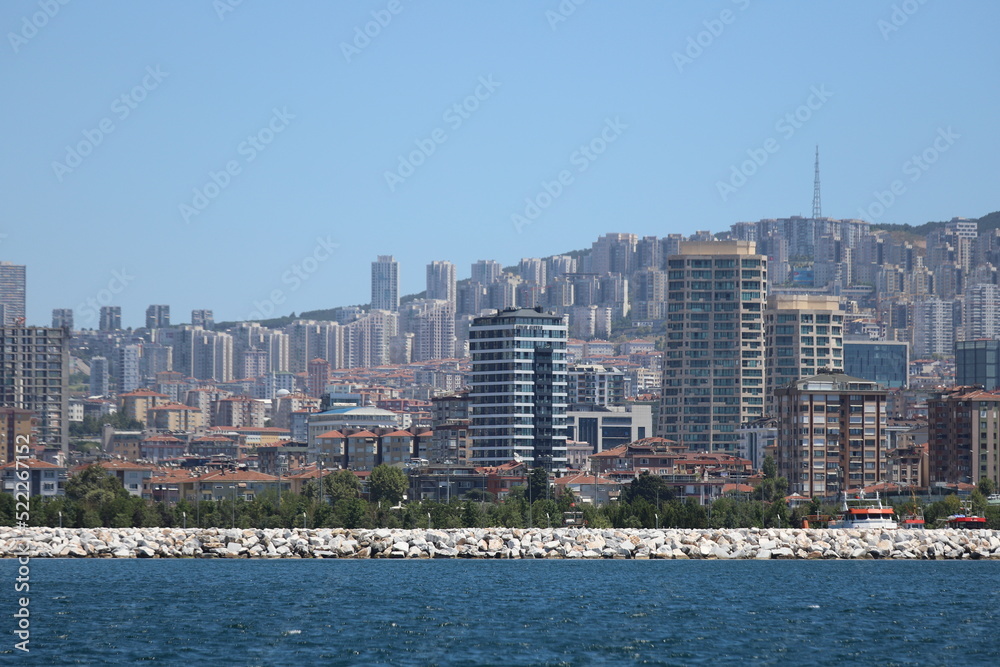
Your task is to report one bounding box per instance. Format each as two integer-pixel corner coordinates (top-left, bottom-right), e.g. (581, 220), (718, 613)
(828, 493), (897, 529)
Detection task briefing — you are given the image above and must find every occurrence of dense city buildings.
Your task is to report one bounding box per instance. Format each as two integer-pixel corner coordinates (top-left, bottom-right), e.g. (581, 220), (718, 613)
(469, 307), (568, 470)
(657, 241), (767, 453)
(12, 216), (1000, 496)
(775, 370), (888, 498)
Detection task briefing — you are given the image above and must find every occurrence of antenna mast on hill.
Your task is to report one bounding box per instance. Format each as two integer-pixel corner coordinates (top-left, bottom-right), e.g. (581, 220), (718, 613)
(812, 145), (822, 219)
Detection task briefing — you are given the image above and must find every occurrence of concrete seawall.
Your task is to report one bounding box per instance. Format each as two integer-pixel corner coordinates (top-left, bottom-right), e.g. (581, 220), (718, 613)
(3, 527), (1000, 560)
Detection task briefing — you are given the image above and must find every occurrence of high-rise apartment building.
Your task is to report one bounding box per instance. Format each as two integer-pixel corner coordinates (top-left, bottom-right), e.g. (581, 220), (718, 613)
(0, 326), (69, 455)
(343, 310), (397, 368)
(307, 357), (330, 398)
(162, 326), (233, 381)
(471, 260), (502, 285)
(99, 306), (121, 331)
(400, 299), (456, 361)
(52, 308), (73, 330)
(587, 233), (637, 275)
(518, 258), (547, 287)
(371, 255), (399, 312)
(928, 387), (1000, 489)
(469, 307), (568, 471)
(0, 407), (33, 466)
(912, 298), (953, 358)
(90, 356), (110, 396)
(567, 364), (625, 408)
(962, 283), (1000, 340)
(0, 262), (26, 326)
(117, 345), (141, 393)
(145, 304), (170, 330)
(191, 309), (214, 330)
(775, 370), (887, 498)
(192, 330), (233, 382)
(426, 261), (456, 304)
(657, 242), (767, 452)
(764, 294), (844, 414)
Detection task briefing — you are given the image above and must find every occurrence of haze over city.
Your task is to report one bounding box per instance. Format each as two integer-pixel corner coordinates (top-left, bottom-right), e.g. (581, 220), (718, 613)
(4, 1), (998, 327)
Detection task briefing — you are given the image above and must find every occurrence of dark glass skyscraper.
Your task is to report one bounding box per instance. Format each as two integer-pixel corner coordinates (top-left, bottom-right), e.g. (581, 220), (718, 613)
(956, 339), (1000, 390)
(843, 339), (909, 389)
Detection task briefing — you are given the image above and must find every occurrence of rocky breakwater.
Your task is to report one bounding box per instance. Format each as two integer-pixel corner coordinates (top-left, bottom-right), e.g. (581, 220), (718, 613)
(2, 527), (1000, 560)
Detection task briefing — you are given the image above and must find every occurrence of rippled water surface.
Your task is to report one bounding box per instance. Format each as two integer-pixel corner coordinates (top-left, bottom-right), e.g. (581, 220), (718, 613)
(2, 559), (999, 665)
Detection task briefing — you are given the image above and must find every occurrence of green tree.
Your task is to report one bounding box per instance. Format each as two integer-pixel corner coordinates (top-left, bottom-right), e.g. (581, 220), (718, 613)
(65, 464), (129, 507)
(462, 500), (485, 528)
(621, 471), (673, 506)
(762, 454), (778, 480)
(368, 465), (408, 506)
(325, 470), (362, 504)
(978, 477), (996, 497)
(526, 467), (550, 502)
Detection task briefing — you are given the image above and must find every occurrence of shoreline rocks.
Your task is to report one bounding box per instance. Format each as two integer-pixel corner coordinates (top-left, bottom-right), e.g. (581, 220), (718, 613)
(2, 527), (999, 560)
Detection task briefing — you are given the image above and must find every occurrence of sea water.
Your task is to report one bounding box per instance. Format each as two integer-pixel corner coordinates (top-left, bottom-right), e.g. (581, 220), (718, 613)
(2, 559), (998, 665)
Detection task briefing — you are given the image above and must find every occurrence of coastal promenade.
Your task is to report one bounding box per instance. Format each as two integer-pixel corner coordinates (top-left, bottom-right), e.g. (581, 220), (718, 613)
(3, 526), (1000, 560)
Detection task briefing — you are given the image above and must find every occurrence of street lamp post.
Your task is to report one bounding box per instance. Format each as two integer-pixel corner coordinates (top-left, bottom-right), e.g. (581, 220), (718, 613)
(182, 511), (186, 529)
(58, 511), (62, 528)
(527, 468), (533, 528)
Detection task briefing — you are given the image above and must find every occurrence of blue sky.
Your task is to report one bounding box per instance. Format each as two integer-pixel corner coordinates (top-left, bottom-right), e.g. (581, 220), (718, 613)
(3, 1), (998, 328)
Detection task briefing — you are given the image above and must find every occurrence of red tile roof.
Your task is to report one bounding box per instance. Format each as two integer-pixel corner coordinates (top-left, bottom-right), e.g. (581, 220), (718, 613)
(1, 458), (62, 470)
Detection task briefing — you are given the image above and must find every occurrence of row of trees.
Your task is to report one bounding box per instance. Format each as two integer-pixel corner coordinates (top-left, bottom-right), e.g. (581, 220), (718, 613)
(2, 463), (998, 530)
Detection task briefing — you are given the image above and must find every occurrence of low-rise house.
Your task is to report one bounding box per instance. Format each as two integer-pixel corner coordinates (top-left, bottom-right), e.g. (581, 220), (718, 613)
(258, 441), (310, 475)
(346, 430), (379, 471)
(380, 430), (414, 467)
(83, 460), (157, 498)
(140, 435), (186, 462)
(212, 395), (267, 428)
(1, 458), (67, 497)
(553, 472), (619, 505)
(119, 388), (169, 424)
(102, 427), (144, 461)
(314, 430), (346, 467)
(147, 402), (204, 432)
(188, 434), (241, 460)
(179, 469), (286, 503)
